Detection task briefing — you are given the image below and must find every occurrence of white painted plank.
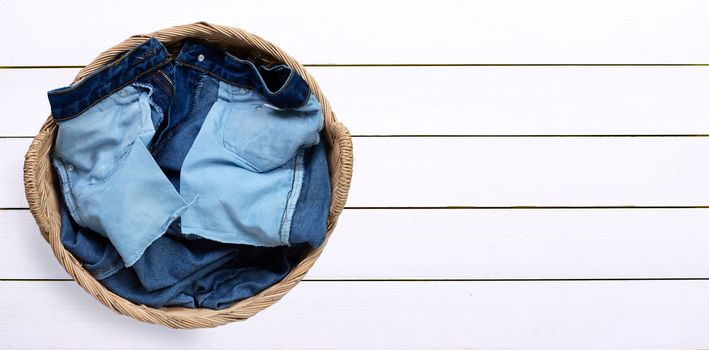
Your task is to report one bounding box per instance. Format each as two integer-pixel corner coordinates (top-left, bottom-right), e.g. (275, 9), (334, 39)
(1, 281), (709, 349)
(4, 208), (709, 280)
(1, 0), (709, 65)
(6, 137), (709, 208)
(6, 66), (709, 137)
(348, 137), (709, 207)
(1, 139), (27, 208)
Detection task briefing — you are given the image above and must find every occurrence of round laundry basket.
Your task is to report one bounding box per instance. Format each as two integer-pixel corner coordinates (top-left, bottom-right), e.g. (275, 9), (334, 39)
(22, 21), (353, 328)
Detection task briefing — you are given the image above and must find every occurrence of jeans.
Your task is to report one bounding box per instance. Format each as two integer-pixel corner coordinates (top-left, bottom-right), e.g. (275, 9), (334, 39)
(49, 38), (329, 266)
(47, 38), (331, 309)
(58, 192), (309, 309)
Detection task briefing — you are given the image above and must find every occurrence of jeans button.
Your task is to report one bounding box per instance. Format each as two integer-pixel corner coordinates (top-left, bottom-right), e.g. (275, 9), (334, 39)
(66, 163), (74, 172)
(197, 54), (205, 62)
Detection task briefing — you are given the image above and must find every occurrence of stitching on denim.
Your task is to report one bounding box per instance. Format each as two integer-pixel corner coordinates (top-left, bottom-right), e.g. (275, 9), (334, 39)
(178, 61), (259, 94)
(179, 224), (284, 246)
(132, 47), (159, 66)
(91, 257), (124, 280)
(151, 74), (208, 158)
(68, 94), (150, 207)
(66, 92), (149, 199)
(52, 155), (85, 227)
(176, 60), (312, 109)
(189, 73), (207, 119)
(72, 142), (133, 211)
(221, 50), (294, 96)
(53, 155), (94, 229)
(278, 149), (305, 244)
(53, 58), (171, 121)
(220, 101), (268, 172)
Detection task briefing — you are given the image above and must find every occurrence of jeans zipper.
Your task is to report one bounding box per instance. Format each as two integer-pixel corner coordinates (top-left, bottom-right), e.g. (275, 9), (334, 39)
(157, 69), (174, 88)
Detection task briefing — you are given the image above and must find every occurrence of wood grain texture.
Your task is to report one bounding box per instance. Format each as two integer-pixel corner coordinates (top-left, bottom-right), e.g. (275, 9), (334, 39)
(1, 0), (709, 65)
(5, 66), (709, 137)
(1, 281), (709, 349)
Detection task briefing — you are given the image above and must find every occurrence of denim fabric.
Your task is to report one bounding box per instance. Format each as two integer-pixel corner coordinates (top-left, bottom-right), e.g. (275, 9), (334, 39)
(172, 40), (324, 246)
(58, 193), (308, 309)
(288, 141), (331, 247)
(49, 38), (327, 263)
(50, 66), (193, 266)
(174, 40), (311, 110)
(178, 80), (323, 246)
(47, 37), (331, 309)
(151, 64), (220, 192)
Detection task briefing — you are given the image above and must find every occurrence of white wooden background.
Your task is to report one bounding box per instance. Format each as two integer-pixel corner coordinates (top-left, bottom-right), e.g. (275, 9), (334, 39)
(2, 0), (709, 348)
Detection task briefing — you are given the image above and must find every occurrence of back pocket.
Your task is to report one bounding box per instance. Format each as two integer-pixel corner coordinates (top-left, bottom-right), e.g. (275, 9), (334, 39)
(222, 90), (324, 173)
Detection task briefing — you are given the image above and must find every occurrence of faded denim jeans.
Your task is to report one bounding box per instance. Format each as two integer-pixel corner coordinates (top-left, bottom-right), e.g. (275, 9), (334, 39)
(47, 38), (331, 308)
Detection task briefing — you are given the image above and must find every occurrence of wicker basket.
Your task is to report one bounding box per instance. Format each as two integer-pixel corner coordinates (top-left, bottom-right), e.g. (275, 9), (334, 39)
(22, 22), (353, 329)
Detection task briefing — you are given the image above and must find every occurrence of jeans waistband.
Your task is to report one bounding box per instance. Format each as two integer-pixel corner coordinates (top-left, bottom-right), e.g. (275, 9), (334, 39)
(48, 38), (171, 121)
(174, 40), (311, 109)
(48, 38), (312, 121)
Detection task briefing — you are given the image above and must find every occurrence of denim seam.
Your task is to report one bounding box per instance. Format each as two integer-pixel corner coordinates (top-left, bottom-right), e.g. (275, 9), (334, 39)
(175, 61), (312, 109)
(221, 50), (294, 96)
(54, 157), (100, 230)
(189, 73), (207, 118)
(65, 141), (132, 230)
(151, 73), (208, 157)
(66, 92), (149, 199)
(91, 259), (124, 280)
(178, 225), (282, 247)
(68, 134), (146, 235)
(53, 58), (172, 121)
(178, 61), (260, 95)
(52, 156), (85, 227)
(278, 149), (305, 245)
(220, 102), (273, 173)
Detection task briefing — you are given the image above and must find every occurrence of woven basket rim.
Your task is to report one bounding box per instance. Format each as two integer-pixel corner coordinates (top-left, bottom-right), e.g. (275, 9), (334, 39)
(22, 21), (353, 329)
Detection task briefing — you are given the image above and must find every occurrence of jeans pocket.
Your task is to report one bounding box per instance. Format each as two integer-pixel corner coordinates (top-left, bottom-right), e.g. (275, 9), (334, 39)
(221, 92), (324, 173)
(53, 84), (154, 227)
(51, 84), (189, 265)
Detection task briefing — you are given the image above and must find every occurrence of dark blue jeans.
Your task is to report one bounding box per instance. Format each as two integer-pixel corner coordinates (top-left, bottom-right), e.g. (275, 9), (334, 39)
(49, 38), (331, 309)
